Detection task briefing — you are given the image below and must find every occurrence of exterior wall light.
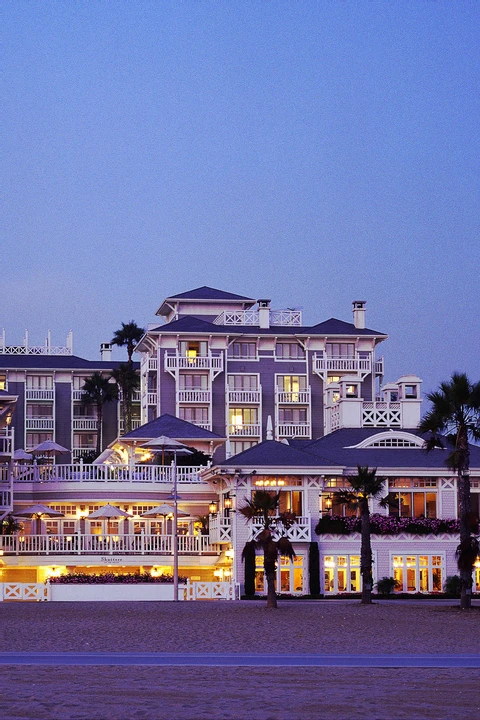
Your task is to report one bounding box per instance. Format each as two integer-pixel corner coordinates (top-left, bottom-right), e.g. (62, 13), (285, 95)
(209, 501), (218, 515)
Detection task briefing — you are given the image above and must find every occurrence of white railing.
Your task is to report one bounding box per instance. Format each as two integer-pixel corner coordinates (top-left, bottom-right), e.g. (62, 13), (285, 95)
(72, 448), (95, 461)
(185, 581), (240, 600)
(118, 390), (142, 402)
(313, 355), (371, 374)
(73, 418), (98, 431)
(0, 533), (219, 556)
(147, 392), (158, 405)
(119, 419), (142, 432)
(208, 515), (232, 543)
(250, 515), (311, 542)
(0, 427), (14, 455)
(277, 423), (310, 438)
(177, 390), (211, 403)
(25, 389), (55, 401)
(213, 309), (302, 327)
(228, 390), (261, 404)
(362, 402), (401, 427)
(374, 357), (384, 375)
(276, 390), (310, 404)
(25, 418), (55, 431)
(148, 358), (158, 370)
(214, 310), (259, 325)
(0, 582), (50, 601)
(72, 390), (85, 401)
(12, 463), (205, 484)
(228, 424), (261, 437)
(1, 488), (12, 511)
(328, 405), (341, 432)
(164, 355), (223, 372)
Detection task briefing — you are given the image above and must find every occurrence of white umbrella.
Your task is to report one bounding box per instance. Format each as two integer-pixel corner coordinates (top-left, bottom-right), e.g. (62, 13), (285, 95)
(14, 504), (64, 534)
(86, 504), (132, 519)
(141, 504), (189, 518)
(140, 436), (193, 464)
(31, 440), (69, 456)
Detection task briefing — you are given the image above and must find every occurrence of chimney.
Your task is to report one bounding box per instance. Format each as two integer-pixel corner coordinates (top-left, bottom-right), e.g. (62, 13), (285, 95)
(100, 342), (112, 361)
(352, 300), (366, 330)
(257, 299), (271, 329)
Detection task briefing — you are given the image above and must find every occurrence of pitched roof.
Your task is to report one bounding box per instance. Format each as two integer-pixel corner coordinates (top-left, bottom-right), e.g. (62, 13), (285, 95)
(305, 318), (387, 337)
(0, 355), (139, 371)
(165, 286), (255, 302)
(218, 439), (338, 468)
(121, 413), (224, 441)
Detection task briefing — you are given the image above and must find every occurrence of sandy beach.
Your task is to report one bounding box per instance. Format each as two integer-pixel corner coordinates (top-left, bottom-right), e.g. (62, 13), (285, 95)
(1, 599), (479, 720)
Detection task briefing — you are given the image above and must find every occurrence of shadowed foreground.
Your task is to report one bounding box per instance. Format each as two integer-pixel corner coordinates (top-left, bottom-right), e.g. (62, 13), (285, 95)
(1, 600), (478, 720)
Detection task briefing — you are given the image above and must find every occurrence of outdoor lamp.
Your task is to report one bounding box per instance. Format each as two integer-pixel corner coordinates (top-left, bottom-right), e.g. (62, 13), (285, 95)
(209, 500), (218, 515)
(325, 495), (333, 509)
(224, 496), (232, 510)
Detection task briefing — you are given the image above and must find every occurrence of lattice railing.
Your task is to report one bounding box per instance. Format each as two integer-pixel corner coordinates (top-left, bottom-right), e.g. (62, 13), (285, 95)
(0, 582), (50, 601)
(362, 402), (401, 426)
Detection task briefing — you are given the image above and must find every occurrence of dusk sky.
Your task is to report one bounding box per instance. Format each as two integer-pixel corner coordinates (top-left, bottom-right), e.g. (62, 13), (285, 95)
(3, 1), (479, 397)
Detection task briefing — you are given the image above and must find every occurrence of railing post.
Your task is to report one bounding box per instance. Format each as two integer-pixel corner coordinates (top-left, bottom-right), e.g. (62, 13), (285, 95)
(141, 529), (145, 555)
(77, 530), (81, 555)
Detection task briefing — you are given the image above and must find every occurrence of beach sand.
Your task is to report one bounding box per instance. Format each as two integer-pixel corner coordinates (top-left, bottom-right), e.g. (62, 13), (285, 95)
(1, 600), (479, 720)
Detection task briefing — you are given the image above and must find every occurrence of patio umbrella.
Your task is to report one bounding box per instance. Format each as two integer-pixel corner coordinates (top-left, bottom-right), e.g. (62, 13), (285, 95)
(31, 440), (69, 457)
(141, 504), (189, 518)
(14, 504), (64, 535)
(140, 436), (193, 464)
(13, 449), (33, 462)
(86, 504), (132, 536)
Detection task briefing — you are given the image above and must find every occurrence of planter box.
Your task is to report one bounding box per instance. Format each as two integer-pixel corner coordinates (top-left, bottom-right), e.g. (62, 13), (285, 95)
(49, 583), (185, 602)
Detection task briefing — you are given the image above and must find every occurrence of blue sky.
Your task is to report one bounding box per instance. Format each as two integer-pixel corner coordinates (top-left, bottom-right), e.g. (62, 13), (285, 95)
(3, 1), (479, 396)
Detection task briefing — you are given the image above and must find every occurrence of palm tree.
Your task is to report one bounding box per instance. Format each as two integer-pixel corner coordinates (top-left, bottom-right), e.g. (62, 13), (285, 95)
(111, 363), (140, 435)
(239, 489), (296, 609)
(334, 466), (386, 604)
(111, 321), (144, 365)
(418, 372), (480, 609)
(81, 372), (118, 457)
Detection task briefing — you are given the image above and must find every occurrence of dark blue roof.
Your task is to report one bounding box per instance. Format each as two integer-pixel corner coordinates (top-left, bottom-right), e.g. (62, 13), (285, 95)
(122, 414), (224, 441)
(149, 316), (386, 338)
(0, 355), (139, 370)
(219, 429), (480, 471)
(167, 286), (255, 302)
(218, 440), (338, 467)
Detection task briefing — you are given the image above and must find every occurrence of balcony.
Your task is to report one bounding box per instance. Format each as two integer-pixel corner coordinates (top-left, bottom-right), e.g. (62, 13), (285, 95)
(0, 427), (14, 455)
(148, 358), (158, 370)
(164, 355), (223, 372)
(25, 418), (55, 431)
(208, 515), (232, 544)
(313, 354), (371, 375)
(250, 515), (311, 542)
(12, 463), (205, 484)
(228, 423), (261, 437)
(227, 390), (261, 404)
(177, 389), (211, 403)
(72, 390), (85, 401)
(277, 423), (311, 438)
(0, 533), (220, 557)
(276, 389), (310, 404)
(119, 419), (143, 433)
(25, 389), (54, 401)
(145, 392), (157, 405)
(73, 418), (98, 431)
(118, 390), (142, 402)
(213, 309), (302, 326)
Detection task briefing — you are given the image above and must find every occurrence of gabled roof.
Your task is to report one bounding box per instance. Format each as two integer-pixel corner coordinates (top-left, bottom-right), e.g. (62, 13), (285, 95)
(218, 439), (338, 468)
(0, 355), (138, 371)
(305, 318), (387, 337)
(166, 286), (255, 302)
(121, 414), (224, 441)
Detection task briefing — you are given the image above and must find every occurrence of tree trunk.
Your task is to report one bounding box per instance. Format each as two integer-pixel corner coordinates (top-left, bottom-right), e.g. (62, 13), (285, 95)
(458, 468), (472, 610)
(360, 499), (373, 604)
(96, 405), (103, 457)
(264, 540), (278, 608)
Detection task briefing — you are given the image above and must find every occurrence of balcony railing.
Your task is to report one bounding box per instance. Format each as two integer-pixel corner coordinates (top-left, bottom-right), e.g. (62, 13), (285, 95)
(208, 515), (232, 544)
(146, 392), (157, 405)
(25, 389), (54, 401)
(72, 390), (85, 401)
(276, 389), (310, 404)
(165, 355), (224, 372)
(228, 423), (261, 437)
(0, 427), (14, 455)
(148, 358), (158, 370)
(0, 533), (220, 556)
(213, 309), (302, 326)
(313, 354), (371, 374)
(25, 418), (55, 431)
(250, 515), (311, 542)
(227, 390), (261, 404)
(119, 419), (142, 432)
(362, 402), (401, 427)
(177, 390), (211, 403)
(118, 390), (142, 402)
(73, 418), (98, 431)
(276, 423), (311, 438)
(12, 463), (206, 484)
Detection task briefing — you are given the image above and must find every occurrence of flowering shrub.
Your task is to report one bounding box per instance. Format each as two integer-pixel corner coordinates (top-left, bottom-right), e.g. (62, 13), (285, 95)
(315, 514), (460, 536)
(49, 572), (187, 584)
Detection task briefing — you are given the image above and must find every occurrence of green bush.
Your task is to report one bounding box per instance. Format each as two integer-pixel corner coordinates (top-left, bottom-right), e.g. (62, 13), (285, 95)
(444, 575), (461, 596)
(375, 577), (399, 596)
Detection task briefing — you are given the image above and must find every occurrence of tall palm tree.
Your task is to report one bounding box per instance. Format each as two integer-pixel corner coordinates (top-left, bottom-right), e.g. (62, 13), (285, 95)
(111, 321), (144, 365)
(111, 363), (140, 435)
(418, 372), (480, 609)
(81, 372), (118, 457)
(239, 489), (296, 609)
(335, 466), (386, 604)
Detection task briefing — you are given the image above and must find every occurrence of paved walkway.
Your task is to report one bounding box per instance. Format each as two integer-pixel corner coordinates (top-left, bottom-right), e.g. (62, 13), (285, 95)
(1, 651), (479, 668)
